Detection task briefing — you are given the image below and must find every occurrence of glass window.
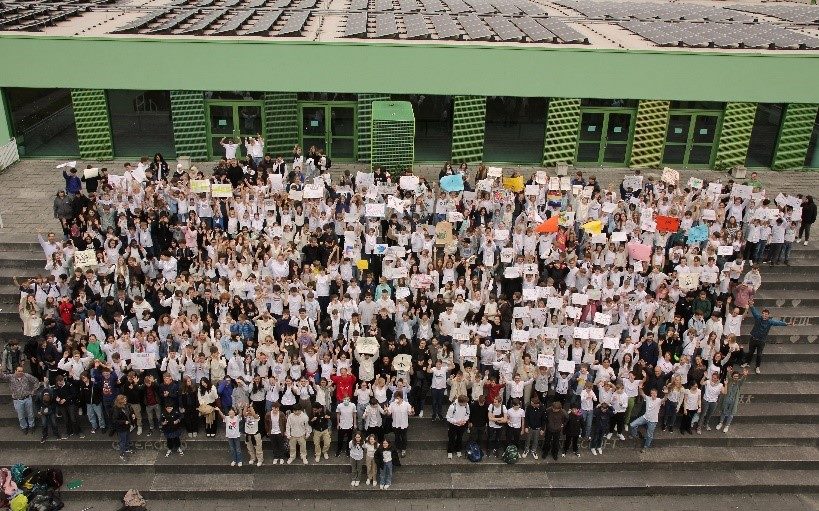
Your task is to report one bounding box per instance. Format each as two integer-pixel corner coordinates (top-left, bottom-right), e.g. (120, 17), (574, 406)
(805, 111), (819, 169)
(4, 88), (79, 157)
(581, 99), (638, 109)
(205, 91), (264, 101)
(393, 94), (453, 162)
(108, 90), (175, 158)
(483, 97), (547, 163)
(746, 103), (784, 168)
(298, 92), (357, 102)
(669, 101), (724, 111)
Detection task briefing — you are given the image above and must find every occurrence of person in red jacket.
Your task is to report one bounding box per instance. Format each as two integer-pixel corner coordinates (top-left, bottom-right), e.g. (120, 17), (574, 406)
(330, 366), (357, 402)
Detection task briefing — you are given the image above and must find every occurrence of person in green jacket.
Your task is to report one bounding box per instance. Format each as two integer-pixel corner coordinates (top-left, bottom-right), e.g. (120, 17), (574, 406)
(717, 366), (749, 433)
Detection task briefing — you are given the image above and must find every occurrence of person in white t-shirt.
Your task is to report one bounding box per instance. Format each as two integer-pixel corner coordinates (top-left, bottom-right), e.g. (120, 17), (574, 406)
(220, 137), (240, 160)
(698, 372), (725, 433)
(629, 386), (663, 452)
(505, 398), (526, 450)
(216, 408), (243, 467)
(385, 391), (414, 455)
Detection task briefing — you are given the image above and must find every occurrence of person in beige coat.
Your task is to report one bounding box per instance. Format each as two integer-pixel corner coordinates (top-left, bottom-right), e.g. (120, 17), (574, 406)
(285, 405), (310, 464)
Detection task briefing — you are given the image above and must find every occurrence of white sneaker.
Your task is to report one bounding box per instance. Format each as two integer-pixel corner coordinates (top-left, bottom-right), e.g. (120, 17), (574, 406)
(716, 423), (723, 430)
(384, 484), (390, 489)
(521, 450), (529, 458)
(605, 433), (612, 439)
(230, 461), (236, 466)
(257, 460), (263, 466)
(591, 449), (598, 455)
(302, 458), (308, 465)
(286, 458), (294, 464)
(418, 411), (424, 418)
(315, 456), (320, 463)
(723, 425), (730, 433)
(237, 462), (243, 467)
(448, 453), (453, 459)
(456, 452), (462, 458)
(805, 241), (809, 246)
(323, 453), (329, 460)
(624, 425), (629, 432)
(379, 485), (385, 490)
(532, 453), (539, 460)
(618, 434), (626, 441)
(351, 481), (356, 486)
(165, 450), (172, 457)
(279, 459), (285, 465)
(137, 427), (142, 436)
(756, 367), (761, 374)
(561, 453), (566, 457)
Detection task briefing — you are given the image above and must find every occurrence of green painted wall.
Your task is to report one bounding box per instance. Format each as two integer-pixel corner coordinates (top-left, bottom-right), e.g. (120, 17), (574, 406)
(1, 36), (819, 103)
(70, 88), (113, 160)
(264, 92), (298, 157)
(451, 96), (487, 164)
(542, 98), (581, 166)
(0, 90), (11, 145)
(357, 93), (391, 163)
(630, 100), (670, 168)
(714, 102), (757, 168)
(772, 103), (819, 170)
(170, 90), (209, 161)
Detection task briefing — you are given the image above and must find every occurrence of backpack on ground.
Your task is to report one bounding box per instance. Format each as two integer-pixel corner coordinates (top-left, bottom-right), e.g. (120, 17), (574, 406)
(10, 464), (29, 485)
(9, 493), (28, 511)
(501, 445), (519, 464)
(45, 469), (64, 490)
(27, 490), (64, 511)
(466, 441), (483, 462)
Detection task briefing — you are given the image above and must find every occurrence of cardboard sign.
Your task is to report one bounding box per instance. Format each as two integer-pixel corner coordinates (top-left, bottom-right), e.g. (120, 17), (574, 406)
(603, 337), (620, 350)
(589, 327), (605, 340)
(83, 167), (99, 179)
(687, 224), (709, 244)
(594, 312), (612, 325)
(525, 184), (540, 196)
(661, 167), (679, 184)
(365, 203), (386, 218)
(702, 209), (716, 221)
(357, 337), (380, 355)
(399, 175), (419, 191)
(547, 297), (563, 309)
(535, 171), (548, 185)
(435, 221), (454, 246)
(131, 352), (156, 371)
(656, 215), (681, 233)
(460, 345), (477, 358)
(558, 360), (576, 374)
(387, 195), (405, 213)
(571, 293), (589, 306)
(730, 184), (753, 199)
(688, 177), (704, 189)
(503, 176), (524, 193)
(537, 354), (555, 367)
(74, 249), (97, 268)
(440, 174), (464, 192)
(355, 172), (374, 189)
(522, 288), (539, 302)
(393, 354), (412, 372)
(573, 327), (590, 339)
(211, 184), (233, 198)
(622, 175), (643, 191)
(190, 179), (210, 194)
(628, 243), (652, 261)
(707, 182), (723, 196)
(543, 327), (559, 339)
(611, 231), (628, 243)
(678, 273), (700, 292)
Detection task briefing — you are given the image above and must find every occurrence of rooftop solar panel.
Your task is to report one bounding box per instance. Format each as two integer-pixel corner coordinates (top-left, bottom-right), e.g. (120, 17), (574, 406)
(403, 12), (429, 37)
(537, 17), (588, 43)
(276, 9), (309, 35)
(484, 15), (523, 41)
(344, 10), (367, 36)
(374, 11), (398, 36)
(429, 13), (460, 38)
(243, 9), (281, 34)
(181, 8), (227, 33)
(458, 13), (492, 39)
(147, 9), (200, 33)
(492, 1), (520, 16)
(620, 20), (819, 49)
(112, 8), (168, 32)
(212, 8), (254, 33)
(511, 15), (554, 42)
(349, 0), (368, 8)
(441, 0), (469, 14)
(726, 3), (819, 24)
(374, 0), (394, 11)
(419, 0), (444, 12)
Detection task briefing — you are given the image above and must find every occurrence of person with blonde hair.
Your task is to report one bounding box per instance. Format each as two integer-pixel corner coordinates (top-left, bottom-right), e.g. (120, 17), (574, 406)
(111, 394), (135, 461)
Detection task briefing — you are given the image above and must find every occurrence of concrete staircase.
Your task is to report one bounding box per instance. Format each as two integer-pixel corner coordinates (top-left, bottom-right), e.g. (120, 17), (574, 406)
(0, 240), (818, 504)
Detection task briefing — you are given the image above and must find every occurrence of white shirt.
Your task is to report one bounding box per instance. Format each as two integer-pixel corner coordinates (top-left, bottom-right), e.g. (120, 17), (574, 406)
(643, 396), (662, 422)
(388, 400), (412, 429)
(703, 381), (724, 403)
(337, 401), (356, 430)
(223, 143), (239, 159)
(431, 367), (448, 389)
(506, 407), (525, 429)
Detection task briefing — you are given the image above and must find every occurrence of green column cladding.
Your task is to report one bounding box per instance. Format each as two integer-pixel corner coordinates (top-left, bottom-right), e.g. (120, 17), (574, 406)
(772, 103), (819, 170)
(170, 90), (208, 161)
(542, 98), (581, 166)
(629, 100), (670, 168)
(70, 89), (113, 160)
(264, 92), (298, 157)
(357, 93), (390, 163)
(714, 102), (757, 168)
(371, 100), (415, 173)
(451, 95), (487, 164)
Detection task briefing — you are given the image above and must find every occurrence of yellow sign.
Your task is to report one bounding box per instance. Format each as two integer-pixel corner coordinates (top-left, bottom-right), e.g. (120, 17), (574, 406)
(190, 179), (210, 194)
(211, 183), (233, 198)
(503, 176), (524, 193)
(356, 259), (369, 270)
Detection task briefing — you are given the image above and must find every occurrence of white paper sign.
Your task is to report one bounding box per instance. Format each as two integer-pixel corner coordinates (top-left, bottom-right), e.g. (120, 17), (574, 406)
(399, 175), (419, 191)
(460, 345), (477, 357)
(678, 273), (700, 292)
(602, 202), (616, 214)
(611, 232), (628, 243)
(387, 195), (405, 213)
(730, 184), (753, 199)
(365, 203), (386, 218)
(495, 339), (512, 351)
(73, 249), (97, 268)
(603, 337), (619, 350)
(500, 247), (515, 263)
(537, 354), (555, 367)
(513, 306), (529, 319)
(522, 288), (539, 302)
(717, 245), (734, 256)
(525, 184), (540, 196)
(591, 233), (607, 244)
(571, 293), (589, 306)
(622, 175), (643, 191)
(594, 312), (612, 325)
(535, 171), (548, 185)
(662, 167), (679, 184)
(589, 327), (605, 340)
(707, 182), (723, 196)
(131, 352), (156, 370)
(357, 337), (379, 355)
(558, 360), (576, 373)
(83, 167), (99, 179)
(547, 297), (563, 309)
(487, 166), (503, 178)
(702, 209), (716, 221)
(573, 327), (590, 339)
(512, 330), (530, 342)
(303, 183), (324, 199)
(687, 177), (703, 189)
(565, 306), (581, 319)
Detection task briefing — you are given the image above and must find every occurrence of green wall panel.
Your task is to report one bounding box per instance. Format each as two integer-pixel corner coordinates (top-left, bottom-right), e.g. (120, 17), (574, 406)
(772, 103), (819, 170)
(170, 90), (208, 161)
(451, 96), (486, 164)
(714, 102), (757, 168)
(264, 92), (298, 157)
(70, 88), (113, 160)
(371, 101), (414, 173)
(357, 93), (390, 162)
(0, 90), (11, 145)
(630, 100), (670, 168)
(542, 98), (580, 166)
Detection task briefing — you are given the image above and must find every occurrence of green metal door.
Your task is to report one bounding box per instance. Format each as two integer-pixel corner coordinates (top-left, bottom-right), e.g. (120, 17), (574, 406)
(299, 102), (357, 161)
(575, 110), (635, 165)
(662, 111), (722, 167)
(206, 100), (265, 159)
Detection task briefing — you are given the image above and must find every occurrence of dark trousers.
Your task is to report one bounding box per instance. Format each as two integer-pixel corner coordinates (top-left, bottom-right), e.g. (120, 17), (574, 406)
(610, 412), (626, 434)
(506, 426), (521, 449)
(269, 433), (288, 459)
(468, 425), (487, 450)
(488, 426), (504, 452)
(799, 222), (812, 241)
(680, 411), (695, 433)
(431, 389), (445, 419)
(746, 338), (766, 368)
(393, 427), (408, 451)
(543, 430), (561, 460)
(41, 414), (60, 440)
(336, 427), (353, 455)
(166, 436), (182, 451)
(59, 403), (81, 434)
(563, 434), (579, 454)
(447, 424), (466, 454)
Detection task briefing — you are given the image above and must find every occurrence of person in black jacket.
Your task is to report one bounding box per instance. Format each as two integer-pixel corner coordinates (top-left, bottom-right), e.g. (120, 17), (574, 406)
(160, 404), (184, 457)
(798, 195), (816, 245)
(562, 405), (583, 457)
(590, 402), (614, 455)
(78, 371), (106, 433)
(542, 400), (567, 461)
(468, 394), (489, 450)
(374, 438), (400, 489)
(111, 394), (136, 460)
(53, 375), (82, 437)
(122, 371), (145, 435)
(522, 395), (545, 459)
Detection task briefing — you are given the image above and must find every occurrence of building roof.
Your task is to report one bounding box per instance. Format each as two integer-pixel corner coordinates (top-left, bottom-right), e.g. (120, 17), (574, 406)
(1, 0), (819, 52)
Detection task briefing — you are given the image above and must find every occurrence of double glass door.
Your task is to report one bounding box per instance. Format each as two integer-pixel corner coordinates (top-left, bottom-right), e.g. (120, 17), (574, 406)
(662, 112), (721, 166)
(207, 101), (265, 159)
(300, 102), (356, 160)
(575, 110), (635, 165)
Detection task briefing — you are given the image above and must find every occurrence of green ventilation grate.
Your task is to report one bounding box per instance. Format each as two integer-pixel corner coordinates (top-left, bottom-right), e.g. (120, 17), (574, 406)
(772, 103), (819, 170)
(542, 98), (581, 166)
(451, 96), (487, 164)
(357, 93), (391, 163)
(371, 100), (415, 173)
(715, 102), (757, 168)
(264, 92), (299, 157)
(170, 90), (208, 161)
(630, 100), (670, 168)
(71, 89), (113, 160)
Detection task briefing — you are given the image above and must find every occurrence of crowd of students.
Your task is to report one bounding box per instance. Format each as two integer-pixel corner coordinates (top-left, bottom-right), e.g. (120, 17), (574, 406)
(1, 144), (811, 489)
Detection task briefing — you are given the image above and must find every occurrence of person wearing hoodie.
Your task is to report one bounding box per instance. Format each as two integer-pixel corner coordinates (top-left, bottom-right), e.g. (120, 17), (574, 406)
(542, 400), (567, 461)
(562, 405), (583, 457)
(78, 371), (105, 433)
(37, 389), (61, 443)
(160, 403), (184, 457)
(590, 402), (614, 455)
(522, 395), (545, 459)
(374, 438), (401, 489)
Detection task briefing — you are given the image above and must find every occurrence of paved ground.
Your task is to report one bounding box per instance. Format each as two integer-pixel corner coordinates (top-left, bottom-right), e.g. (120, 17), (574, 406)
(66, 493), (819, 511)
(0, 159), (817, 243)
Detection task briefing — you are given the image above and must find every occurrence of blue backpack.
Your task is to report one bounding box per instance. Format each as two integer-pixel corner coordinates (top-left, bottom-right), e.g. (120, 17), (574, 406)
(466, 441), (483, 462)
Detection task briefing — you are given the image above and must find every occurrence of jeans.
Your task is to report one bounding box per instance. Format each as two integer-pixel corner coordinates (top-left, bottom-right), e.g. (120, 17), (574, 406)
(754, 240), (767, 262)
(523, 428), (540, 453)
(337, 428), (353, 455)
(700, 400), (719, 429)
(13, 397), (35, 430)
(87, 403), (106, 430)
(580, 409), (593, 438)
(590, 428), (605, 450)
(378, 461), (393, 486)
(782, 242), (792, 262)
(228, 437), (243, 463)
(59, 403), (82, 435)
(41, 414), (60, 440)
(118, 430), (130, 455)
(662, 400), (679, 430)
(746, 338), (766, 368)
(543, 430), (561, 460)
(488, 426), (504, 453)
(431, 389), (445, 419)
(768, 243), (784, 263)
(447, 424), (466, 454)
(629, 416), (657, 448)
(719, 400), (736, 426)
